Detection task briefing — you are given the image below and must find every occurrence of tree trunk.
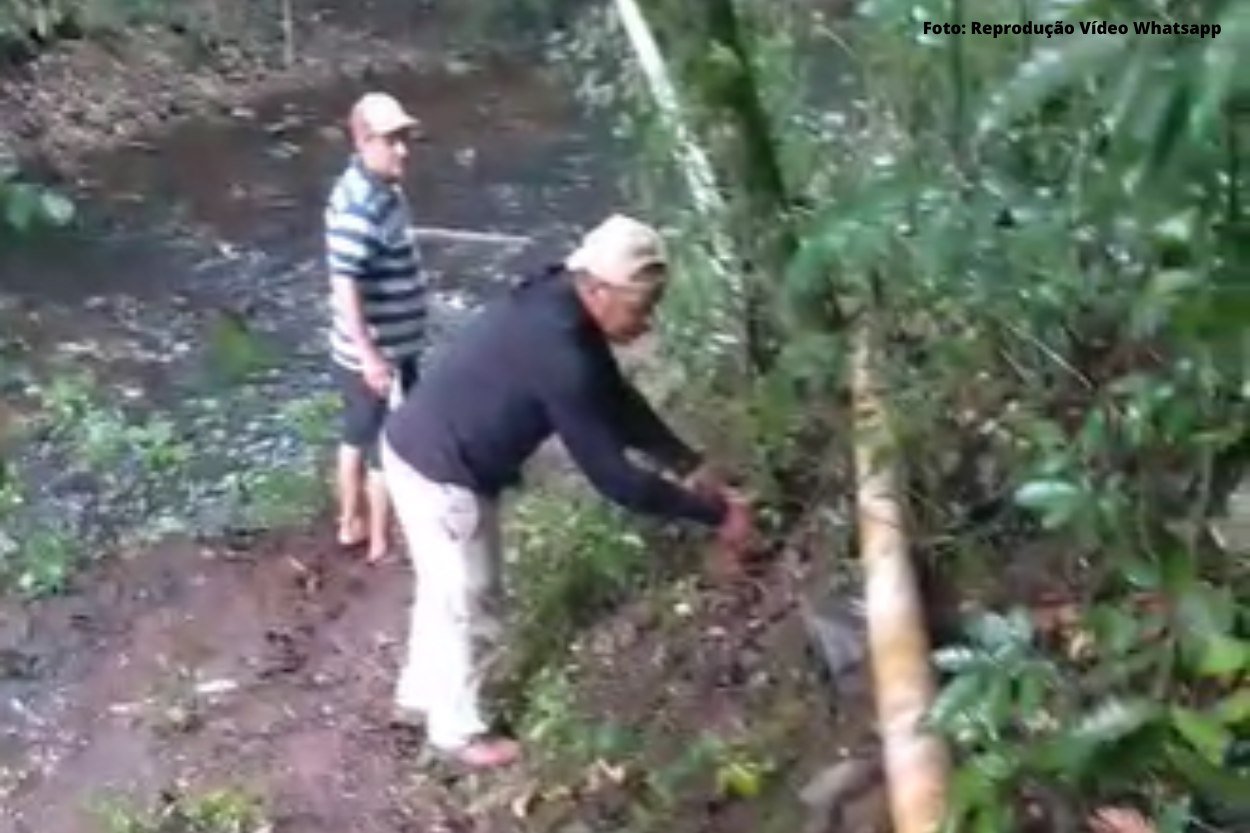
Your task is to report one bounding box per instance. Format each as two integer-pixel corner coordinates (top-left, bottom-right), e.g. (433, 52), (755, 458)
(852, 322), (950, 833)
(639, 0), (844, 369)
(701, 0), (798, 371)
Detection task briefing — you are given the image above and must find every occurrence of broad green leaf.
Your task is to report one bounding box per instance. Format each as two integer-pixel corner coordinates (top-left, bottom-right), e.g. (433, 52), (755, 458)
(1088, 605), (1142, 656)
(945, 763), (995, 831)
(4, 183), (39, 231)
(1146, 80), (1193, 171)
(1214, 689), (1250, 726)
(1068, 697), (1160, 747)
(929, 673), (987, 732)
(38, 190), (74, 226)
(715, 760), (764, 799)
(1120, 557), (1161, 591)
(1172, 706), (1233, 764)
(1177, 581), (1235, 637)
(966, 609), (1034, 653)
(932, 645), (987, 673)
(1014, 478), (1083, 529)
(1165, 743), (1250, 808)
(1155, 799), (1193, 833)
(1198, 634), (1250, 678)
(1160, 548), (1197, 595)
(969, 750), (1017, 783)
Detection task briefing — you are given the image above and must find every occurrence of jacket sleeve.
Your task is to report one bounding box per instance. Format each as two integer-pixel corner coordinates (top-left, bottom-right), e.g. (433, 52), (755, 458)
(612, 373), (703, 476)
(538, 351), (725, 527)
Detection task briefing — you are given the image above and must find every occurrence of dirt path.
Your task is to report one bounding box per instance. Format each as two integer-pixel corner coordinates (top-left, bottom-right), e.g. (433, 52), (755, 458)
(0, 526), (449, 832)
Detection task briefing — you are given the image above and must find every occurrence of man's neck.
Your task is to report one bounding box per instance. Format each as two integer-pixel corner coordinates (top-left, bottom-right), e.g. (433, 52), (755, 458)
(353, 155), (395, 185)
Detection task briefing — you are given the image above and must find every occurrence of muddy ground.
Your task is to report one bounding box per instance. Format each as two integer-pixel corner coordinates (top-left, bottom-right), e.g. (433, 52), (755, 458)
(0, 520), (883, 833)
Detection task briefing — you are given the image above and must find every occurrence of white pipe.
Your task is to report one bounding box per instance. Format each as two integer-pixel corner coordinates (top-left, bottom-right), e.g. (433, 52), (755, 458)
(412, 226), (532, 246)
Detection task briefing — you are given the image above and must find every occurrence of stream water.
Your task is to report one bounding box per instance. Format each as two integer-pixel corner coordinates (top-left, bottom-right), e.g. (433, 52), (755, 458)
(0, 41), (620, 558)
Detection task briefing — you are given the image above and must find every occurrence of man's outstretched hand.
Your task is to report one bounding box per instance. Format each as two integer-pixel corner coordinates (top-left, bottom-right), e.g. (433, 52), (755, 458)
(1088, 808), (1157, 833)
(680, 460), (756, 579)
(683, 461), (730, 500)
(710, 490), (755, 580)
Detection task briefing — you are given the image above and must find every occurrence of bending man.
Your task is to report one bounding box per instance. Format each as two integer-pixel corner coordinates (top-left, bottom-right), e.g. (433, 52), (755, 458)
(381, 214), (753, 769)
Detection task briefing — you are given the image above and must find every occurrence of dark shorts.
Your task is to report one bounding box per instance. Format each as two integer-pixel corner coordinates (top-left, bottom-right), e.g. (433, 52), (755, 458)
(333, 357), (419, 468)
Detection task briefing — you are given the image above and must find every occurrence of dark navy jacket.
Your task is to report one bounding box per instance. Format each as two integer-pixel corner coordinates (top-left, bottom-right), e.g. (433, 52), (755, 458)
(383, 266), (726, 526)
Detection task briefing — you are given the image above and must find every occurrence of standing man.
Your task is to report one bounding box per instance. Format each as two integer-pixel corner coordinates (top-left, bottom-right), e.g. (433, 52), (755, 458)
(324, 92), (428, 563)
(381, 214), (754, 769)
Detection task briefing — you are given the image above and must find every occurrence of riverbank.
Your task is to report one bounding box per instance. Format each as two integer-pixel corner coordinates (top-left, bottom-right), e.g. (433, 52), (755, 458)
(0, 0), (494, 176)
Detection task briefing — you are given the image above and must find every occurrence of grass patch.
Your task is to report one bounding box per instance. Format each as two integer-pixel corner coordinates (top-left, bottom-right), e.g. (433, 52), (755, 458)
(90, 785), (268, 833)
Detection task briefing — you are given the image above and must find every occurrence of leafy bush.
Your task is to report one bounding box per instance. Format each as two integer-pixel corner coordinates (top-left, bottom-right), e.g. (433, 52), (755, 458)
(929, 604), (1249, 832)
(0, 0), (178, 52)
(551, 0), (1249, 822)
(505, 488), (653, 683)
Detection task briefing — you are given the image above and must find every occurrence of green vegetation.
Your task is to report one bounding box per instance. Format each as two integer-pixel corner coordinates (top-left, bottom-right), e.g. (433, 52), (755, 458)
(0, 0), (215, 54)
(0, 366), (337, 596)
(91, 785), (267, 833)
(495, 484), (657, 718)
(543, 0), (1249, 827)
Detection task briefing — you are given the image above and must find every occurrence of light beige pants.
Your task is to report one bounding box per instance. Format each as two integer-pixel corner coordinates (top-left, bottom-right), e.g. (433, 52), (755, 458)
(380, 438), (503, 750)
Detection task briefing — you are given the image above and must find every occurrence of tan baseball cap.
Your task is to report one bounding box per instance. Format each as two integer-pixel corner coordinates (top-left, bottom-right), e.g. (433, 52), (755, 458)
(352, 91), (419, 136)
(565, 214), (668, 288)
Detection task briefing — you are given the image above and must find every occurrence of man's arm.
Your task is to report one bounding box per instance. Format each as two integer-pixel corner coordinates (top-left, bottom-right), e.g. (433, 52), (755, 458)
(586, 338), (701, 474)
(331, 277), (380, 356)
(541, 357), (726, 526)
(327, 209), (390, 393)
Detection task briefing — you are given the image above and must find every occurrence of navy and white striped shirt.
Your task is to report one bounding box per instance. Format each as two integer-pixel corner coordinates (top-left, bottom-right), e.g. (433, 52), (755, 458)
(324, 157), (427, 370)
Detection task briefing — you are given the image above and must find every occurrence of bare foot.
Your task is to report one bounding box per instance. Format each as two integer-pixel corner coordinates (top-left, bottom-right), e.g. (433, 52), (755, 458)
(1089, 807), (1157, 833)
(337, 516), (366, 548)
(365, 543), (391, 564)
(446, 736), (521, 769)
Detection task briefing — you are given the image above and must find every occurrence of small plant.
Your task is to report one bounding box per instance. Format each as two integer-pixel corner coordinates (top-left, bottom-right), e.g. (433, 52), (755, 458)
(500, 489), (652, 703)
(520, 664), (641, 769)
(928, 602), (1250, 833)
(204, 315), (280, 386)
(92, 785), (268, 833)
(225, 464), (326, 530)
(281, 392), (339, 447)
(37, 370), (98, 431)
(9, 525), (78, 597)
(0, 171), (74, 234)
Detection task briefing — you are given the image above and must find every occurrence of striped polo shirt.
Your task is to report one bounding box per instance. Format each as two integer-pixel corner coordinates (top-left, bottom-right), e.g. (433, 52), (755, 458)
(324, 157), (427, 370)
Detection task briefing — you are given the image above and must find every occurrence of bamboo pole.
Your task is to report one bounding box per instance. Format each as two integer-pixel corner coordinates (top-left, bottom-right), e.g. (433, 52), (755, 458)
(611, 0), (723, 217)
(610, 0), (739, 290)
(852, 323), (950, 833)
(411, 226), (532, 246)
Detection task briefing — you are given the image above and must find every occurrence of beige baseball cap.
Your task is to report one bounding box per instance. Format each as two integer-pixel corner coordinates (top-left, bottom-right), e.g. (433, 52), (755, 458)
(565, 214), (668, 288)
(352, 91), (419, 136)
